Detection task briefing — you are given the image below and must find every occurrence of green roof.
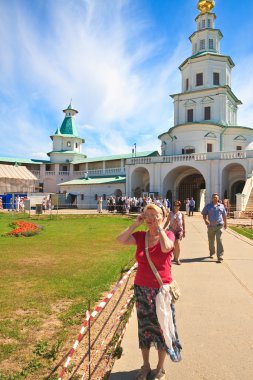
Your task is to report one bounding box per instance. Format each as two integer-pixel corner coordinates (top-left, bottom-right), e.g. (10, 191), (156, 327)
(47, 150), (86, 155)
(158, 123), (253, 139)
(0, 156), (49, 164)
(170, 85), (242, 105)
(179, 51), (234, 70)
(59, 175), (126, 186)
(189, 29), (223, 42)
(54, 116), (79, 137)
(71, 151), (159, 164)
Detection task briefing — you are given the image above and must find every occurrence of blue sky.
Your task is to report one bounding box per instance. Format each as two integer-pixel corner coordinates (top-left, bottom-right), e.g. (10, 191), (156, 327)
(1, 0), (253, 160)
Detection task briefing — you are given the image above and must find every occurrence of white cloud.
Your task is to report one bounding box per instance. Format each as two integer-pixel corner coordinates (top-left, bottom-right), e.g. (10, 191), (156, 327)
(233, 55), (253, 128)
(1, 0), (252, 161)
(0, 0), (188, 159)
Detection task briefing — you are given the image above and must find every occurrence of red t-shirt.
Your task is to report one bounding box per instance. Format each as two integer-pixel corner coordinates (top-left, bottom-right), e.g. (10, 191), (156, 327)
(132, 230), (175, 289)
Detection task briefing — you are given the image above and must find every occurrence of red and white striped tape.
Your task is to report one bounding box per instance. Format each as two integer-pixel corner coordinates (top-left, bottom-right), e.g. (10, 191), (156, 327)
(81, 292), (134, 380)
(58, 263), (137, 380)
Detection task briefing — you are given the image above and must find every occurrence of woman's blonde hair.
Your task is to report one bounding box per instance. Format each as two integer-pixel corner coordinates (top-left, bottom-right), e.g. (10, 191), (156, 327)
(143, 203), (167, 218)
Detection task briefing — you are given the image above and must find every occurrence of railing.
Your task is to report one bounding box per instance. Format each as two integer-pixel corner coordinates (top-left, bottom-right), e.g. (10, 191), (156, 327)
(29, 150), (252, 179)
(45, 171), (55, 176)
(30, 168), (126, 179)
(126, 150), (252, 165)
(58, 171), (70, 176)
(72, 167), (125, 177)
(237, 173), (253, 211)
(30, 170), (40, 178)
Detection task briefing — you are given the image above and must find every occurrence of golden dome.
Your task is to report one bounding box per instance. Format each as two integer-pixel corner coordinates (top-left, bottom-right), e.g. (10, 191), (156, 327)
(197, 0), (215, 13)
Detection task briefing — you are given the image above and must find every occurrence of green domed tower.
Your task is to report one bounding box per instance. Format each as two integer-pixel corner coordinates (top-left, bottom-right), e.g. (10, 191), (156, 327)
(48, 103), (86, 163)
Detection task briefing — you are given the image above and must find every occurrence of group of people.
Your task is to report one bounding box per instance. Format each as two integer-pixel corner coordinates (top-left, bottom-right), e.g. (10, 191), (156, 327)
(184, 197), (196, 216)
(102, 196), (171, 214)
(8, 195), (27, 212)
(116, 193), (227, 379)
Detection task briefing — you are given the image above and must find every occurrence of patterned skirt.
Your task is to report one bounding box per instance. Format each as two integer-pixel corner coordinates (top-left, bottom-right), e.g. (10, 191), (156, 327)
(134, 284), (182, 361)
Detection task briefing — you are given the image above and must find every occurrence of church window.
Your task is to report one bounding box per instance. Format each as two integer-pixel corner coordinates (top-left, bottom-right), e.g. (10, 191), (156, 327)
(213, 72), (220, 85)
(207, 19), (211, 28)
(184, 147), (195, 154)
(187, 109), (194, 122)
(81, 194), (84, 200)
(67, 141), (71, 147)
(207, 143), (213, 152)
(75, 143), (78, 148)
(209, 39), (214, 49)
(236, 146), (242, 151)
(202, 19), (205, 29)
(204, 106), (211, 120)
(194, 43), (197, 53)
(200, 39), (205, 50)
(186, 78), (189, 91)
(196, 73), (203, 86)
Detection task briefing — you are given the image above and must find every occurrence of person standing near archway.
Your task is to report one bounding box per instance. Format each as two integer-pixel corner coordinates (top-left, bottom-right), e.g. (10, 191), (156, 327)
(165, 200), (185, 265)
(188, 197), (195, 216)
(201, 193), (227, 263)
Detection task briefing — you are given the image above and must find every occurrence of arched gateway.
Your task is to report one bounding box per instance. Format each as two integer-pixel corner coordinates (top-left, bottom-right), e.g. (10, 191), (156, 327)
(222, 163), (246, 206)
(163, 166), (206, 211)
(131, 167), (150, 198)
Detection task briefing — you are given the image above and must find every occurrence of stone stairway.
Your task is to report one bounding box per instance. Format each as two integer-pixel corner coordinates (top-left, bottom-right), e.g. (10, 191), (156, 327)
(245, 187), (253, 211)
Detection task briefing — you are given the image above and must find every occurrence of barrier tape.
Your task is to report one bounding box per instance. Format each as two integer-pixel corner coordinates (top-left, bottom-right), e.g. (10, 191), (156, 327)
(58, 263), (137, 380)
(80, 292), (134, 380)
(98, 305), (136, 380)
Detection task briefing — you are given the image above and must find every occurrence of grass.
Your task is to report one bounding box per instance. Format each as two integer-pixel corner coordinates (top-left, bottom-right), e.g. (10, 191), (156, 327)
(230, 226), (253, 240)
(0, 212), (136, 379)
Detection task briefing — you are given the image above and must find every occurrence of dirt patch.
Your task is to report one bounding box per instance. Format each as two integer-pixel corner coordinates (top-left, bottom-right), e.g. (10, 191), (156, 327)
(0, 270), (136, 379)
(50, 268), (136, 379)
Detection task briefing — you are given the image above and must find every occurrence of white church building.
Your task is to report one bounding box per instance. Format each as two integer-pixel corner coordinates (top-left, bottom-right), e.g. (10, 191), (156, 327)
(125, 0), (253, 212)
(1, 0), (253, 212)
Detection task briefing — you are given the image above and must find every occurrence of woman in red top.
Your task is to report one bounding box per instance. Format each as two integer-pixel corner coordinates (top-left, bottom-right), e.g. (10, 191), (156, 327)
(117, 204), (182, 380)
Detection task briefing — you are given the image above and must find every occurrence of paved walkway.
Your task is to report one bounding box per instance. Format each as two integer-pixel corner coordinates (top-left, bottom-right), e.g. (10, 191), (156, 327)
(109, 214), (253, 380)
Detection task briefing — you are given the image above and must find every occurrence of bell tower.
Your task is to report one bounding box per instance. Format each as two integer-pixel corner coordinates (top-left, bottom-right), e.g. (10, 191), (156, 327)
(171, 0), (241, 128)
(48, 103), (86, 163)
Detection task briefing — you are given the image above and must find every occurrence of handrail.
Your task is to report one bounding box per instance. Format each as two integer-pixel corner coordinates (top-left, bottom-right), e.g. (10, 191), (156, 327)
(126, 150), (251, 165)
(241, 173), (253, 211)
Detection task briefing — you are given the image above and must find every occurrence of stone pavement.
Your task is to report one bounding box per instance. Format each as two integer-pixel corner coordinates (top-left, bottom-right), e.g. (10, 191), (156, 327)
(109, 214), (253, 380)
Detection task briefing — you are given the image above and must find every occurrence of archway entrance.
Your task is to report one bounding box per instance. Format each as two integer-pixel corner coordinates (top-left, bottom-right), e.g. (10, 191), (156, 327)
(163, 166), (206, 211)
(131, 167), (150, 197)
(230, 180), (245, 205)
(222, 163), (246, 207)
(178, 174), (205, 211)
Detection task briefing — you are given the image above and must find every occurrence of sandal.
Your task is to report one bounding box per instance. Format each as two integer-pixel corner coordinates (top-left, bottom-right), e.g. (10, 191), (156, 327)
(154, 368), (166, 380)
(135, 365), (151, 380)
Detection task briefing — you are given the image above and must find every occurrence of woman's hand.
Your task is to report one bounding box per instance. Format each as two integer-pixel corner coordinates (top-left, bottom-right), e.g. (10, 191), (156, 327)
(134, 213), (144, 227)
(154, 214), (165, 230)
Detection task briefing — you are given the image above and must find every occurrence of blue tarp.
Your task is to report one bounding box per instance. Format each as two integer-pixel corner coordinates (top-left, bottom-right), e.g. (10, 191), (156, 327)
(0, 193), (27, 209)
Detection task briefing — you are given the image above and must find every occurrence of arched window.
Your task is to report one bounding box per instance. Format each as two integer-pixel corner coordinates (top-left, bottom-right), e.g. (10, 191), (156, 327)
(182, 146), (195, 154)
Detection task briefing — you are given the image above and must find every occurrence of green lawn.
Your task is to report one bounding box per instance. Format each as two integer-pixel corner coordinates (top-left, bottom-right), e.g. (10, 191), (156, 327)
(230, 226), (253, 240)
(0, 212), (136, 379)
